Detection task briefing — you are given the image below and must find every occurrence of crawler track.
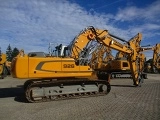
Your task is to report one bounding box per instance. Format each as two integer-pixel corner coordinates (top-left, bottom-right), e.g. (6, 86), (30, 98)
(24, 79), (111, 103)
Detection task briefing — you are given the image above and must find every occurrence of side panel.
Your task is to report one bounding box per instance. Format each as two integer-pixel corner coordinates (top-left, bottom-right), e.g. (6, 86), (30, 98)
(79, 66), (93, 76)
(28, 57), (62, 78)
(12, 56), (93, 79)
(28, 57), (92, 78)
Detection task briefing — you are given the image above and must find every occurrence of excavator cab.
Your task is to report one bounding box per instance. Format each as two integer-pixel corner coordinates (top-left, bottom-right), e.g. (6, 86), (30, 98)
(49, 43), (69, 57)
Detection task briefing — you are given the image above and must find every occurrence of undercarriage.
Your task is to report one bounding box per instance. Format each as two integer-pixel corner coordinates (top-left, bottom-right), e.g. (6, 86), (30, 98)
(24, 79), (111, 103)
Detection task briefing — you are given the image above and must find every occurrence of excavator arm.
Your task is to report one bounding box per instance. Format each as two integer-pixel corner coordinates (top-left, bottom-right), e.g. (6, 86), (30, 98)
(68, 27), (95, 59)
(94, 31), (143, 80)
(69, 26), (142, 86)
(115, 32), (142, 59)
(93, 28), (142, 85)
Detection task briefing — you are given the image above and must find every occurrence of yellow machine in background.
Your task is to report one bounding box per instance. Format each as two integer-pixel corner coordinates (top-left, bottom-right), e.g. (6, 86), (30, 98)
(109, 33), (142, 77)
(0, 49), (11, 79)
(152, 43), (160, 73)
(143, 43), (160, 73)
(90, 43), (114, 71)
(11, 26), (144, 102)
(111, 47), (153, 79)
(92, 33), (144, 79)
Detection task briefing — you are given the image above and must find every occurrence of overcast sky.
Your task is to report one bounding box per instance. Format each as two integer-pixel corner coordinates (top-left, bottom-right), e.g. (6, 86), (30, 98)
(0, 0), (160, 59)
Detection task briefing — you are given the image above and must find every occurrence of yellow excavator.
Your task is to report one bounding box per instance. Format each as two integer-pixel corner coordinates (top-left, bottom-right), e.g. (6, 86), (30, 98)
(145, 43), (160, 73)
(110, 44), (154, 79)
(110, 33), (143, 78)
(11, 26), (144, 102)
(91, 33), (144, 79)
(0, 49), (11, 79)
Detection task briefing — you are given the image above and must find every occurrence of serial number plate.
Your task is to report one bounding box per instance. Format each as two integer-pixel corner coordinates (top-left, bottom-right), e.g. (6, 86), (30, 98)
(63, 64), (75, 68)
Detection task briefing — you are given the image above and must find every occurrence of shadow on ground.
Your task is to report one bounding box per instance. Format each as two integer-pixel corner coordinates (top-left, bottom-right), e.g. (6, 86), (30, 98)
(0, 85), (27, 103)
(111, 84), (136, 87)
(0, 84), (137, 103)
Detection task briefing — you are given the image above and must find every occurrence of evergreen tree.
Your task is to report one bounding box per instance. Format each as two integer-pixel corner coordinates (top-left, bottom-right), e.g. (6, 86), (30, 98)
(11, 47), (19, 60)
(6, 44), (12, 62)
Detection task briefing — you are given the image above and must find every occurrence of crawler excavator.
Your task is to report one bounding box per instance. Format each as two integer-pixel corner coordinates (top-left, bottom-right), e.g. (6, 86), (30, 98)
(11, 26), (143, 103)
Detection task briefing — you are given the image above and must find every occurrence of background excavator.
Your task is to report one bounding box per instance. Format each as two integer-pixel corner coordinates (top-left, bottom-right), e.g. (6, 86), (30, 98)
(0, 48), (11, 79)
(145, 43), (160, 73)
(11, 26), (144, 103)
(89, 43), (114, 72)
(152, 44), (160, 73)
(91, 33), (146, 79)
(110, 46), (153, 79)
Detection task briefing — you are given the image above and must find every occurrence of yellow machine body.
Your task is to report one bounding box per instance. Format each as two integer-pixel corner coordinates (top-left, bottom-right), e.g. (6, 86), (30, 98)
(11, 55), (92, 79)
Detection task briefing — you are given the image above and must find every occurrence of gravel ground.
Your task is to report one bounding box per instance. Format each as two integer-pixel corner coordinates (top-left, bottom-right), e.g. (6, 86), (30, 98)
(0, 74), (160, 120)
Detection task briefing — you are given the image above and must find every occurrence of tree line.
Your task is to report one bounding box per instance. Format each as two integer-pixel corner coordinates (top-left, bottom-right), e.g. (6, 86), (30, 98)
(5, 44), (19, 62)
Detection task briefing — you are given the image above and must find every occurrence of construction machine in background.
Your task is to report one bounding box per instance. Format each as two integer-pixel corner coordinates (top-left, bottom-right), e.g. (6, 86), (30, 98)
(145, 43), (160, 73)
(90, 43), (114, 72)
(0, 49), (11, 79)
(111, 34), (143, 79)
(110, 46), (153, 79)
(11, 26), (144, 103)
(152, 43), (160, 73)
(93, 33), (144, 79)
